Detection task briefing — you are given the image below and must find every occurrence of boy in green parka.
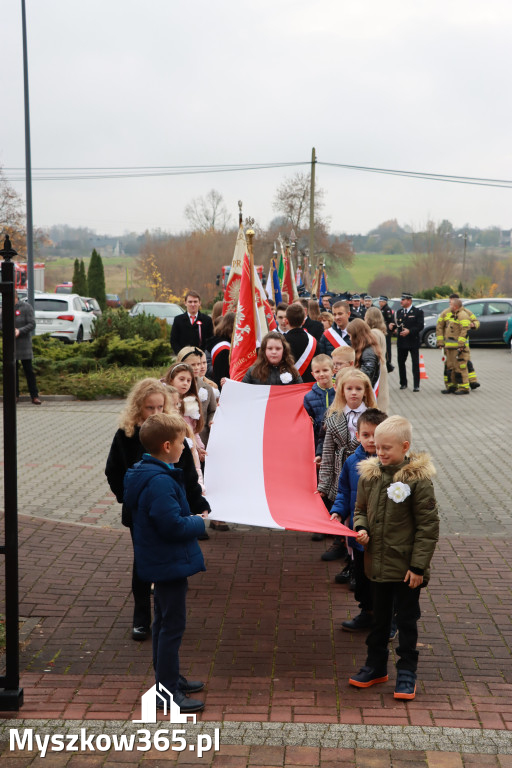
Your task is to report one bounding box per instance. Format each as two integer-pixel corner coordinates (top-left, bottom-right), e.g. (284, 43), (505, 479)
(349, 415), (439, 700)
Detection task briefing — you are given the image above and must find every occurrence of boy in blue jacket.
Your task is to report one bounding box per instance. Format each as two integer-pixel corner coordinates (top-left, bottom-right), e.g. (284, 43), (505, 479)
(303, 354), (335, 459)
(330, 409), (388, 631)
(124, 412), (207, 714)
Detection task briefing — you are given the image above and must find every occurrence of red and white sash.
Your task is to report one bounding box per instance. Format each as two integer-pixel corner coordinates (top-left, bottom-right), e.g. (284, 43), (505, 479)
(373, 375), (380, 398)
(323, 327), (349, 349)
(295, 332), (317, 376)
(211, 340), (231, 366)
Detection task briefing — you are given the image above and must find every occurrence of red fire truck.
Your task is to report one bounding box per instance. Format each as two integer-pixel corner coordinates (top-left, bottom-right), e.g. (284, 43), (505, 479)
(14, 262), (45, 292)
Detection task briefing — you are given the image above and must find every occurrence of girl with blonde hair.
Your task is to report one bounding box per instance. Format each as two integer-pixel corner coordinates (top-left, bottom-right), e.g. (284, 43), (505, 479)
(105, 377), (210, 641)
(346, 317), (384, 389)
(364, 307), (390, 413)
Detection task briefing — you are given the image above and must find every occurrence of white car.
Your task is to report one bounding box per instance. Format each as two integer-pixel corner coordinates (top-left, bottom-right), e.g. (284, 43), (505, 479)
(34, 293), (96, 342)
(129, 301), (185, 325)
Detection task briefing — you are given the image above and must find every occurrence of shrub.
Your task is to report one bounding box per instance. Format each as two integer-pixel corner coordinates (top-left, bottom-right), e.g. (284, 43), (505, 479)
(91, 308), (166, 341)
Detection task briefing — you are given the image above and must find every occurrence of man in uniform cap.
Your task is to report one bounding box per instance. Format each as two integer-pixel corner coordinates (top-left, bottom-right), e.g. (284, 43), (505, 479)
(349, 293), (362, 320)
(360, 295), (373, 320)
(393, 292), (424, 391)
(379, 296), (395, 372)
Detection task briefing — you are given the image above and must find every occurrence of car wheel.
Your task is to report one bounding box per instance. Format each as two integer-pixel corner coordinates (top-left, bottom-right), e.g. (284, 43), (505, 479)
(76, 325), (84, 343)
(423, 329), (437, 349)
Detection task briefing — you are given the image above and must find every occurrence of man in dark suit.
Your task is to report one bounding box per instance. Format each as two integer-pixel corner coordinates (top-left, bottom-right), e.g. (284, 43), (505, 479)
(393, 292), (424, 392)
(170, 291), (214, 355)
(298, 298), (324, 341)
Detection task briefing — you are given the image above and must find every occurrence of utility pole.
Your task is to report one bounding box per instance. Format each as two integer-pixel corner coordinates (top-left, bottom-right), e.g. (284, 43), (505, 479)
(21, 0), (34, 307)
(309, 147), (316, 267)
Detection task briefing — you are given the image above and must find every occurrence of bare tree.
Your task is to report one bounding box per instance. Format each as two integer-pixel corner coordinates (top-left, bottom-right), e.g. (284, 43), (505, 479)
(184, 189), (232, 233)
(410, 221), (457, 289)
(272, 172), (325, 232)
(0, 166), (26, 251)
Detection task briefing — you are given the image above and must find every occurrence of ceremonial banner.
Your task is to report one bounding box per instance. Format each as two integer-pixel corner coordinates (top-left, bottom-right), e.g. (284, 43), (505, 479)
(222, 225), (246, 315)
(229, 253), (258, 381)
(319, 268), (328, 296)
(205, 380), (357, 536)
(254, 266), (276, 334)
(282, 256), (299, 302)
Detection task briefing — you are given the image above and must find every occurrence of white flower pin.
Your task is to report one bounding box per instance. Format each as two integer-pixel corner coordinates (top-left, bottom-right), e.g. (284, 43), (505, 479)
(387, 482), (411, 503)
(280, 372), (293, 384)
(198, 387), (208, 402)
(183, 395), (200, 420)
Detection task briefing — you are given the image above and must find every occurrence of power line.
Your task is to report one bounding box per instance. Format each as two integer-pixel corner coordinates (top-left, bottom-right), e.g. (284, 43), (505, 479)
(3, 159), (512, 189)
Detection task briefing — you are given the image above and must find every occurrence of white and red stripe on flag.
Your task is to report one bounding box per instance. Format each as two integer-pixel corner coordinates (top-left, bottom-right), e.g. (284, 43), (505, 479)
(205, 380), (356, 536)
(295, 332), (317, 376)
(323, 327), (349, 349)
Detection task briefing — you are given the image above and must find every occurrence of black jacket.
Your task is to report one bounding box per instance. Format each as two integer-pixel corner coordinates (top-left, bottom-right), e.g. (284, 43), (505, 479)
(286, 327), (316, 383)
(170, 311), (214, 354)
(395, 306), (424, 349)
(242, 365), (302, 385)
(380, 302), (395, 330)
(105, 426), (210, 526)
(303, 317), (324, 341)
(204, 334), (231, 388)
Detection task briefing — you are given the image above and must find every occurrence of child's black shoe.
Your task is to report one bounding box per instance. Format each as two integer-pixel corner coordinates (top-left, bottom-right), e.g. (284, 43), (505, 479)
(349, 666), (388, 688)
(394, 670), (416, 700)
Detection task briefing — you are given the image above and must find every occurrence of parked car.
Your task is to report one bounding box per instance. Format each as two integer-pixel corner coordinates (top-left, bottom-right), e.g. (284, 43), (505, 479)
(106, 293), (122, 308)
(129, 301), (185, 326)
(34, 293), (96, 342)
(55, 283), (73, 294)
(386, 297), (425, 312)
(421, 298), (512, 348)
(82, 296), (102, 317)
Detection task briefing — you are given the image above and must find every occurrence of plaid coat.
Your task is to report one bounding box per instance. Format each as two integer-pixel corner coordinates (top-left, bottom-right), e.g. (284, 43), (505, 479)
(317, 411), (359, 501)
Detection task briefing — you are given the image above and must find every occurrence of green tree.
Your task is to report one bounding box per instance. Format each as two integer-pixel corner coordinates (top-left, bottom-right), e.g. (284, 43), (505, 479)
(87, 249), (107, 310)
(72, 258), (88, 295)
(72, 258), (80, 292)
(78, 260), (88, 294)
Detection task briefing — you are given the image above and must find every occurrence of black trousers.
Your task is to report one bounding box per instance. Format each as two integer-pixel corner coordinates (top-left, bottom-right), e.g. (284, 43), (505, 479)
(365, 581), (421, 673)
(385, 333), (392, 366)
(397, 346), (420, 389)
(353, 549), (372, 612)
(153, 577), (188, 696)
(129, 527), (152, 629)
(16, 359), (39, 399)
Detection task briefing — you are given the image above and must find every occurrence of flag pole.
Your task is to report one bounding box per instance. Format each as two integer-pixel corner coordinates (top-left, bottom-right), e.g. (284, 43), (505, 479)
(245, 217), (258, 337)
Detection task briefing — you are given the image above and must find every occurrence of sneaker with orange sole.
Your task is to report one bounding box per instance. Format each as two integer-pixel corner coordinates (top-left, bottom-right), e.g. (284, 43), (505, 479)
(394, 669), (416, 700)
(349, 666), (388, 688)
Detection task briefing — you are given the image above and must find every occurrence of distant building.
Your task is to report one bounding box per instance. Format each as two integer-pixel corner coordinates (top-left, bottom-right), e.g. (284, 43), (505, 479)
(500, 230), (511, 247)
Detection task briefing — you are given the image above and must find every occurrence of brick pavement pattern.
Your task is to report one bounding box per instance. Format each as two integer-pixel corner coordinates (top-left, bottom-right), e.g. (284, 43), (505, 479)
(0, 347), (511, 766)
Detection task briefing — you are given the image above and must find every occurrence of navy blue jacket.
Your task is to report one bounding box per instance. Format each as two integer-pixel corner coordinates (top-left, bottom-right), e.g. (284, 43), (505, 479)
(124, 455), (206, 582)
(330, 443), (373, 552)
(303, 383), (335, 455)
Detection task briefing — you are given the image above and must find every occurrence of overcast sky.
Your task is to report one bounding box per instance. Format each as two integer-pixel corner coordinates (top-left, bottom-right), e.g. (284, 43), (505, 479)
(3, 0), (512, 237)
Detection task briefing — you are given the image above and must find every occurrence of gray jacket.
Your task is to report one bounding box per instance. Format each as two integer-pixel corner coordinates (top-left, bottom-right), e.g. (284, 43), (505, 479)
(13, 301), (36, 360)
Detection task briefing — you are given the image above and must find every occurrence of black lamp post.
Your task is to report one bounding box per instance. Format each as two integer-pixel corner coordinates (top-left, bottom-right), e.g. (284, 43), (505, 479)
(0, 235), (24, 710)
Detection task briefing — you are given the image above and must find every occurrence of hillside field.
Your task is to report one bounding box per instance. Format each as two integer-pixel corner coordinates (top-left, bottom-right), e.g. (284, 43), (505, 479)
(40, 251), (415, 298)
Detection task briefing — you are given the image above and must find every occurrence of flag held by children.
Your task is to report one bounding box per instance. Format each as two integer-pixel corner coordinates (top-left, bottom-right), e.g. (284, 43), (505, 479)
(205, 380), (356, 537)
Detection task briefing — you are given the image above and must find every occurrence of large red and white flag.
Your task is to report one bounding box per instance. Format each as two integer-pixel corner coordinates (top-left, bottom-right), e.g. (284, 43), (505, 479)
(222, 225), (246, 315)
(205, 380), (357, 537)
(229, 253), (258, 381)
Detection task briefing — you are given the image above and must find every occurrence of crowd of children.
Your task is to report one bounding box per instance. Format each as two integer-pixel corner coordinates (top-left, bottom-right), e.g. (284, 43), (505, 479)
(105, 292), (440, 712)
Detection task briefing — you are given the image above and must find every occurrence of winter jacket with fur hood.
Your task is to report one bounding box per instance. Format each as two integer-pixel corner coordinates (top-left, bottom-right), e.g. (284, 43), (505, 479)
(353, 452), (439, 585)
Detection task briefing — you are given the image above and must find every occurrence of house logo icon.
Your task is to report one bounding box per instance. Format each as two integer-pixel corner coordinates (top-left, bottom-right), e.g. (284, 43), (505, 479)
(133, 683), (197, 725)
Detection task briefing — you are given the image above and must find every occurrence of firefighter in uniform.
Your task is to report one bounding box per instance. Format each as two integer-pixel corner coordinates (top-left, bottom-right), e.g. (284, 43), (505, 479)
(436, 297), (473, 395)
(393, 292), (424, 391)
(448, 293), (480, 389)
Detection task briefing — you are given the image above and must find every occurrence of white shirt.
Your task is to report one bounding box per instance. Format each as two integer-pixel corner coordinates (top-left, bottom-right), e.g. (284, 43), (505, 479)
(343, 403), (367, 440)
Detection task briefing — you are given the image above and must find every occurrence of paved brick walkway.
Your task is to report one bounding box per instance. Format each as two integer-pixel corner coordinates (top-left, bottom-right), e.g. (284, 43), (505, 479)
(0, 347), (511, 765)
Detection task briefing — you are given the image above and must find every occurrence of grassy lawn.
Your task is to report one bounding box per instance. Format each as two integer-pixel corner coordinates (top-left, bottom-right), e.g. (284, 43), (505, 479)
(43, 255), (151, 300)
(328, 252), (416, 293)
